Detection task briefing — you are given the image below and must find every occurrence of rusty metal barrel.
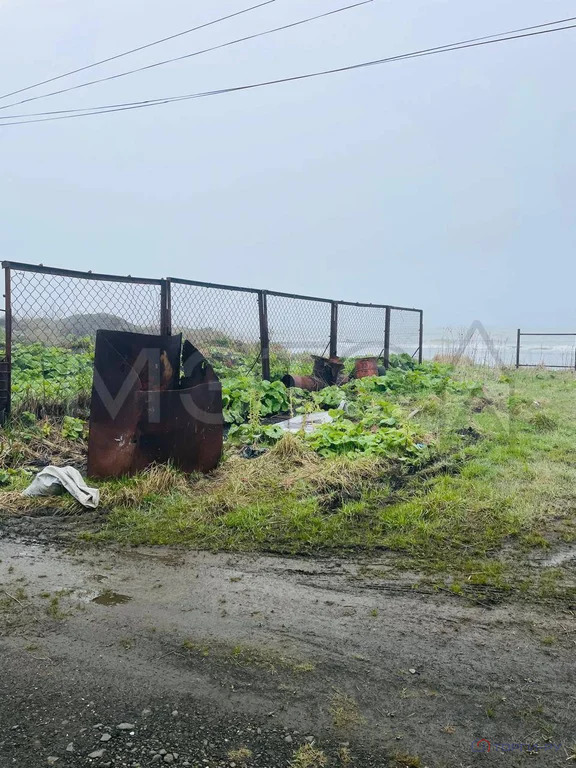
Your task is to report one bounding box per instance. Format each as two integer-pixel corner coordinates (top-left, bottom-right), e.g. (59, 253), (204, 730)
(354, 357), (379, 378)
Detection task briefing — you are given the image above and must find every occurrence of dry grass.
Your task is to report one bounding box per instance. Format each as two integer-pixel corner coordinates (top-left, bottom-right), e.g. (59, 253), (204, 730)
(227, 747), (253, 763)
(393, 753), (422, 768)
(329, 690), (363, 731)
(0, 417), (86, 471)
(290, 744), (328, 768)
(102, 464), (193, 507)
(0, 491), (77, 516)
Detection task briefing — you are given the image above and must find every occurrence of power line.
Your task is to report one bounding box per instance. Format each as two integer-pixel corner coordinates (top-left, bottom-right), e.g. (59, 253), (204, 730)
(0, 0), (277, 102)
(2, 20), (575, 127)
(0, 1), (373, 112)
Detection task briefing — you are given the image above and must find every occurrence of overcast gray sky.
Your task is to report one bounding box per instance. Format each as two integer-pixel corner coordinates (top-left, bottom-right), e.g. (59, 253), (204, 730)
(1, 0), (575, 329)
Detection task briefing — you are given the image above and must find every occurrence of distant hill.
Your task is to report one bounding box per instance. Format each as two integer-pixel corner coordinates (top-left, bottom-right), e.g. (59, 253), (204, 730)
(12, 313), (149, 344)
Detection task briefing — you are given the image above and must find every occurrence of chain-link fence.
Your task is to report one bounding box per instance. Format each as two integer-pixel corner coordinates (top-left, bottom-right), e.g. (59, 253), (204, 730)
(169, 279), (262, 374)
(0, 271), (8, 424)
(516, 330), (576, 369)
(1, 261), (423, 418)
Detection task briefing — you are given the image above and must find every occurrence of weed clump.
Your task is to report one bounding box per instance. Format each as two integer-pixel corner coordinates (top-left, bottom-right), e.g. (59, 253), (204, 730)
(290, 744), (328, 768)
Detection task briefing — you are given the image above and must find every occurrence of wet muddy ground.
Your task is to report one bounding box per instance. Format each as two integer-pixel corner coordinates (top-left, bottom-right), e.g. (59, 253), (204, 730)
(1, 517), (576, 767)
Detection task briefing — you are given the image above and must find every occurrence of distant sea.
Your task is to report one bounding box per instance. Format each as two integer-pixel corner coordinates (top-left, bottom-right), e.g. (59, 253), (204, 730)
(422, 327), (576, 369)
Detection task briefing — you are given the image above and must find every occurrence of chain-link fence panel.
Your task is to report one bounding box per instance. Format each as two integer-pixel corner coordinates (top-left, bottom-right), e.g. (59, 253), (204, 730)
(336, 303), (388, 359)
(10, 268), (163, 345)
(389, 308), (422, 360)
(169, 280), (262, 376)
(266, 293), (332, 375)
(6, 264), (163, 416)
(0, 291), (8, 420)
(517, 333), (576, 369)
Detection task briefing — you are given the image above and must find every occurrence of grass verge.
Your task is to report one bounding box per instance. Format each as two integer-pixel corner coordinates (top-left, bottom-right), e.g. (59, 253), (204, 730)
(2, 366), (576, 598)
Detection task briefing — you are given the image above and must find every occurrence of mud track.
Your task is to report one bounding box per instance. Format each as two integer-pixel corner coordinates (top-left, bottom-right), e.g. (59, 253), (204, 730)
(1, 517), (575, 767)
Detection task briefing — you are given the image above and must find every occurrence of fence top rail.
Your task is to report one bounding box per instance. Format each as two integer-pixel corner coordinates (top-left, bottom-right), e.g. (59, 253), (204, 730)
(336, 300), (422, 312)
(2, 262), (423, 314)
(168, 277), (422, 312)
(167, 277), (261, 295)
(519, 332), (576, 337)
(1, 261), (164, 286)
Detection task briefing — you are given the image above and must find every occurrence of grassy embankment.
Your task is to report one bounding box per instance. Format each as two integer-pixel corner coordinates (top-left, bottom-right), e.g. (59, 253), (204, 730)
(1, 345), (575, 598)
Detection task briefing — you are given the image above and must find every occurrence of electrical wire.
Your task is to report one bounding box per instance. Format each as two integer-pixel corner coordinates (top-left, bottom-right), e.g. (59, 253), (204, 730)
(0, 0), (277, 101)
(2, 19), (575, 127)
(0, 1), (373, 112)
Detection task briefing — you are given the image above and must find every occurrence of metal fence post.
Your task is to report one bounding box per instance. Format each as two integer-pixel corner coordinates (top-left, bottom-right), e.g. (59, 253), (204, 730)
(418, 310), (424, 364)
(1, 265), (12, 422)
(160, 279), (172, 336)
(330, 302), (338, 358)
(516, 329), (521, 369)
(258, 290), (270, 380)
(383, 306), (391, 369)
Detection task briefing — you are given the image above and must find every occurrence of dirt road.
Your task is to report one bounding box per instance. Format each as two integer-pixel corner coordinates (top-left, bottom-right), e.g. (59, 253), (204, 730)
(1, 522), (575, 767)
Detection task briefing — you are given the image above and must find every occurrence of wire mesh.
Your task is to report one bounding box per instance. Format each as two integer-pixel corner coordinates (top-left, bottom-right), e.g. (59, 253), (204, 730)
(518, 334), (576, 369)
(389, 308), (422, 359)
(2, 262), (424, 416)
(170, 281), (262, 373)
(337, 304), (388, 358)
(266, 293), (332, 364)
(7, 267), (163, 416)
(10, 269), (163, 345)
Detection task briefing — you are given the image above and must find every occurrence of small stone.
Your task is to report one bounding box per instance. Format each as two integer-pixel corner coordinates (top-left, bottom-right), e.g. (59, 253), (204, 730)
(101, 733), (112, 742)
(152, 757), (162, 764)
(171, 710), (179, 717)
(256, 729), (261, 735)
(141, 709), (152, 717)
(159, 750), (167, 756)
(173, 755), (178, 760)
(66, 743), (74, 752)
(47, 759), (59, 766)
(409, 668), (417, 675)
(89, 750), (106, 759)
(94, 724), (104, 729)
(117, 723), (135, 730)
(163, 756), (175, 765)
(284, 735), (293, 744)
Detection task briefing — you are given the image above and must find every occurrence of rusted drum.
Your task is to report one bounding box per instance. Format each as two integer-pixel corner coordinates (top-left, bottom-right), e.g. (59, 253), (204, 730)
(354, 357), (379, 378)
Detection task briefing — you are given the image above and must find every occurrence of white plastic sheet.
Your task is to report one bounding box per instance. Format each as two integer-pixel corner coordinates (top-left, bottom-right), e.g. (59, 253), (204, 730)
(276, 411), (333, 434)
(22, 466), (100, 509)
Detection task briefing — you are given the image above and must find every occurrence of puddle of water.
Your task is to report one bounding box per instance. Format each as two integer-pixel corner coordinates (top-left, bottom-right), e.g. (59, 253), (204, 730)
(92, 592), (133, 606)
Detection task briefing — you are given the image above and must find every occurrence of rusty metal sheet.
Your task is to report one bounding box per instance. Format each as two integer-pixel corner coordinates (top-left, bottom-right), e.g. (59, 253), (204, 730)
(282, 355), (346, 391)
(312, 356), (345, 385)
(87, 331), (222, 479)
(131, 382), (222, 474)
